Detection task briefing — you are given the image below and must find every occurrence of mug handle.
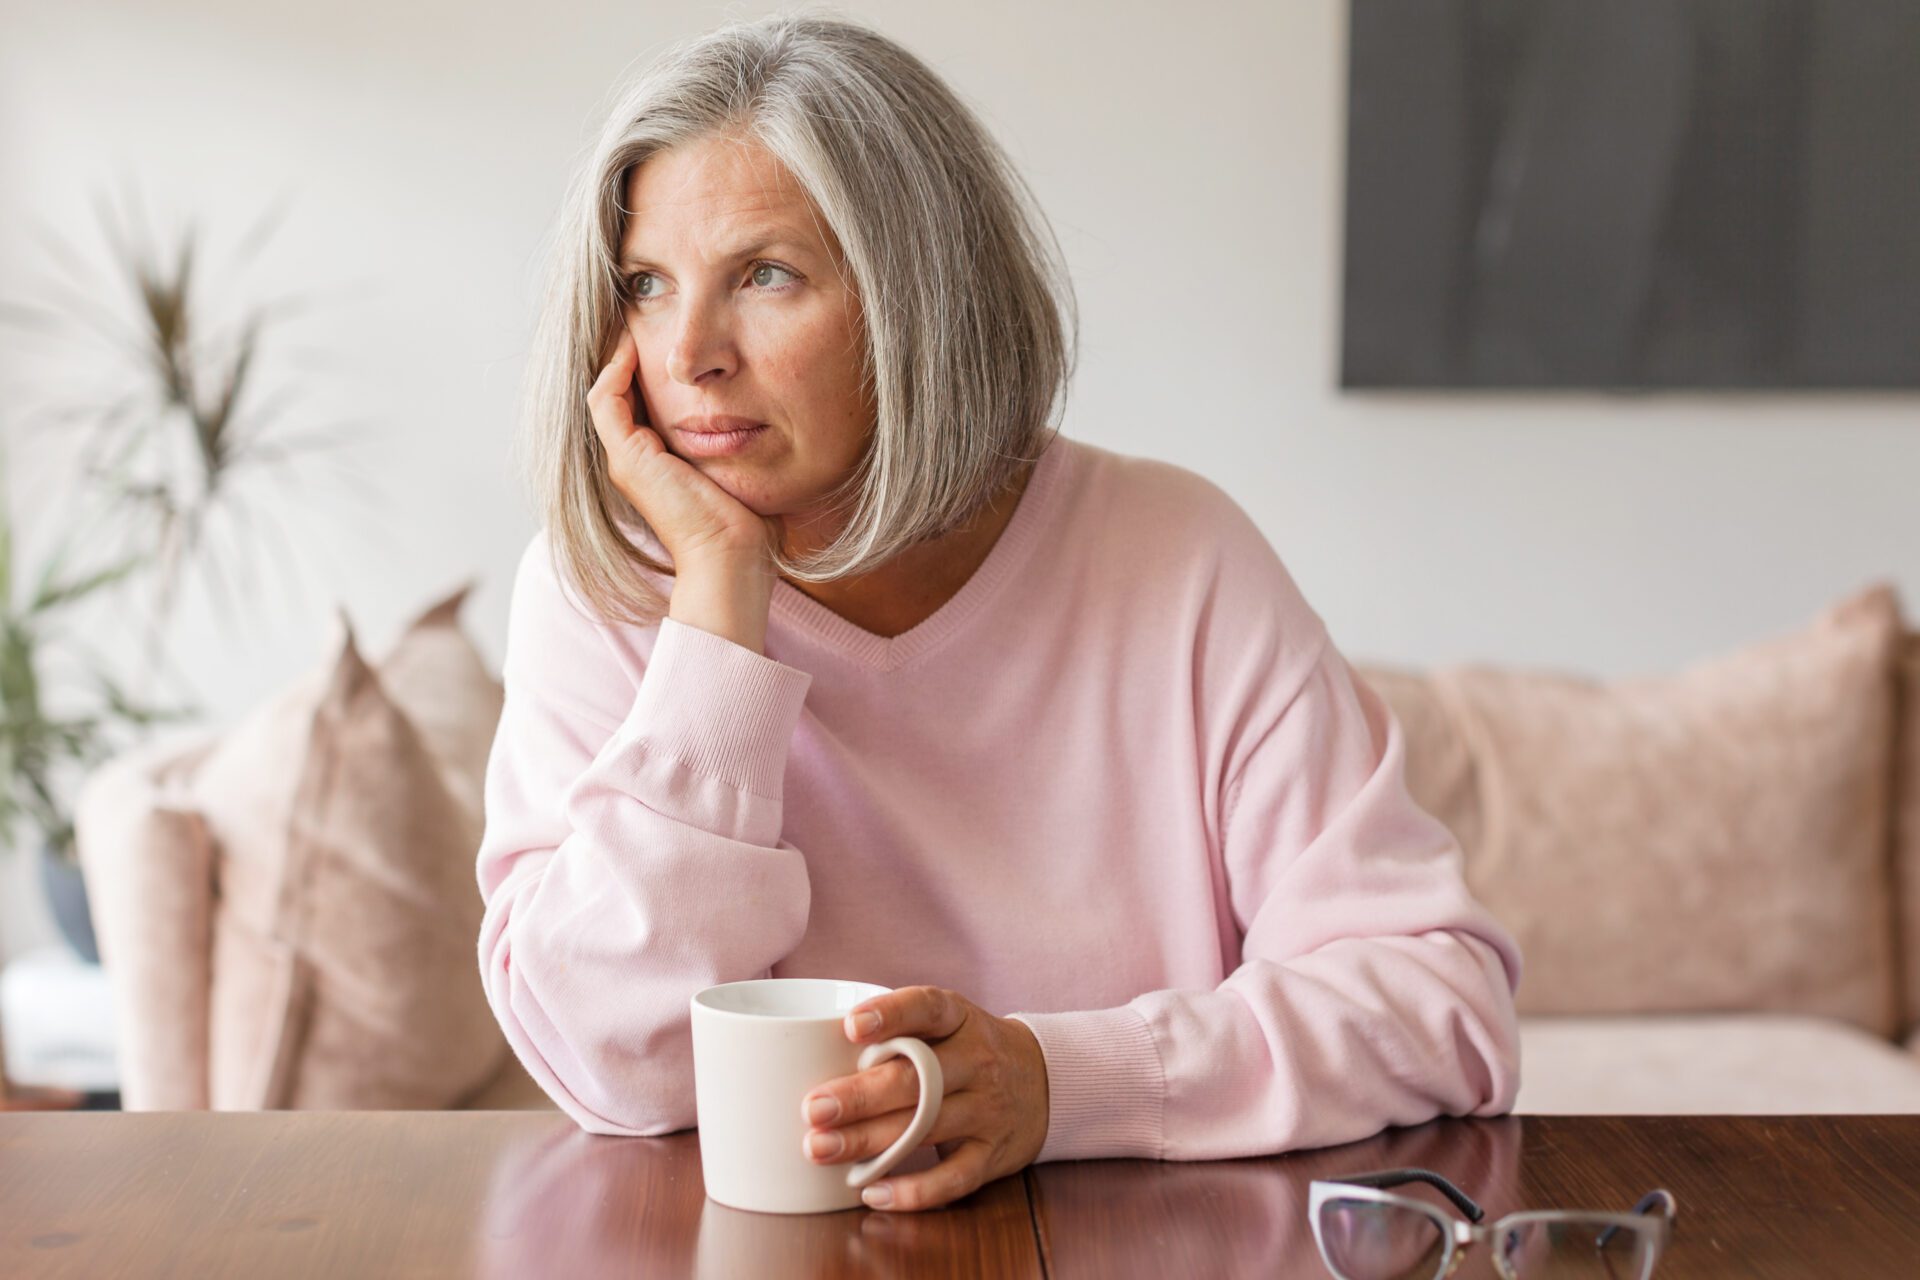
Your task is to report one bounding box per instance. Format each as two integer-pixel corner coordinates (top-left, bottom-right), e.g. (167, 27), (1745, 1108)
(843, 1036), (944, 1190)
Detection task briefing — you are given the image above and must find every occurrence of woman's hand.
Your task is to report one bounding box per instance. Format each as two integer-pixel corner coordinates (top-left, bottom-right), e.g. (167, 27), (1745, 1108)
(587, 324), (783, 651)
(585, 324), (780, 571)
(800, 985), (1051, 1212)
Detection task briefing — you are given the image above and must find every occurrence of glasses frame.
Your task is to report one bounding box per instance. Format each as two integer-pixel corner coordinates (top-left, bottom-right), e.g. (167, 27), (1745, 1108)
(1309, 1167), (1678, 1280)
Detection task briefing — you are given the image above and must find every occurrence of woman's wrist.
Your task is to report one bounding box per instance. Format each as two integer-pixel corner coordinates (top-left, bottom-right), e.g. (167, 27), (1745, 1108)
(668, 554), (775, 654)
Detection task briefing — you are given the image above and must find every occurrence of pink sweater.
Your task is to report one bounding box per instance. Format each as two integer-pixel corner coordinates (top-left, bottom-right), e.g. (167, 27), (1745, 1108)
(475, 434), (1523, 1163)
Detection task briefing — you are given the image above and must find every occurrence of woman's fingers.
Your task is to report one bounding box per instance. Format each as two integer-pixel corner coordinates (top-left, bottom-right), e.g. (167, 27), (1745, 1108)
(804, 1089), (987, 1167)
(804, 1093), (1009, 1212)
(864, 1138), (996, 1212)
(793, 992), (1047, 1212)
(859, 1052), (947, 1114)
(582, 323), (775, 567)
(586, 326), (649, 460)
(803, 1042), (973, 1133)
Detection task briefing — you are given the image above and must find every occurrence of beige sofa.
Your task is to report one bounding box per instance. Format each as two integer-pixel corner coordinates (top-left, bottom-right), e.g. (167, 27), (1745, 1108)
(1359, 581), (1920, 1113)
(73, 578), (1920, 1116)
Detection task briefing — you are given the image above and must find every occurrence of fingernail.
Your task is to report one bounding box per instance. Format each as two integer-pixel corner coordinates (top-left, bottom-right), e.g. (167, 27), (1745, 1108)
(806, 1130), (844, 1161)
(806, 1095), (840, 1125)
(852, 1011), (881, 1038)
(862, 1182), (893, 1208)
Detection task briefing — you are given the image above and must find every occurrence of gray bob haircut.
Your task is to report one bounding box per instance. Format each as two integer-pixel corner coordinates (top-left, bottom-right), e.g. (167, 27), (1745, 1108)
(516, 8), (1079, 627)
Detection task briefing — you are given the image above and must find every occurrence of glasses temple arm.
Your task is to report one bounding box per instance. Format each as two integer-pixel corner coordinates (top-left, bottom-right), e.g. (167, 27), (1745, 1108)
(1324, 1168), (1486, 1222)
(1595, 1188), (1680, 1249)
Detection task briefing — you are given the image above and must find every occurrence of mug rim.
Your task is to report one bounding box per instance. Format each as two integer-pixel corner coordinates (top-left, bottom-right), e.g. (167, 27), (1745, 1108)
(691, 977), (892, 1022)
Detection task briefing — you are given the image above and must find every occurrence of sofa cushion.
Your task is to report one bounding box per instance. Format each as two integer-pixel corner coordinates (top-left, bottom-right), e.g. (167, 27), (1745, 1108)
(189, 585), (508, 1109)
(72, 728), (224, 1109)
(377, 581), (504, 821)
(1515, 1014), (1920, 1114)
(1896, 628), (1920, 1040)
(1360, 584), (1904, 1037)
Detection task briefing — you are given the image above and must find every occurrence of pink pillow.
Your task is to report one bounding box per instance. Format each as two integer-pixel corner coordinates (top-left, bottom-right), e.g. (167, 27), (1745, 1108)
(191, 586), (508, 1108)
(1360, 584), (1903, 1037)
(72, 730), (223, 1110)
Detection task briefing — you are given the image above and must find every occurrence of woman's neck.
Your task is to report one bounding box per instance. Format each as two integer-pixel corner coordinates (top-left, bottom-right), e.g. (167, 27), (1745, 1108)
(776, 459), (1036, 639)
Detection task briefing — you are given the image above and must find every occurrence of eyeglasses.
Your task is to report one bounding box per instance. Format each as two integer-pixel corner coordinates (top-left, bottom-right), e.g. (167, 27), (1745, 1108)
(1309, 1167), (1677, 1280)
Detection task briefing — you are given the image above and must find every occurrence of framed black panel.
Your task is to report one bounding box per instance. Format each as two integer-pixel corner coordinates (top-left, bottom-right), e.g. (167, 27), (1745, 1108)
(1341, 0), (1920, 389)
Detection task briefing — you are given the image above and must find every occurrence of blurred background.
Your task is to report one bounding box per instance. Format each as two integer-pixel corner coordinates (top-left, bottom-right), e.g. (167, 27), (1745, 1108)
(2, 1), (1917, 1114)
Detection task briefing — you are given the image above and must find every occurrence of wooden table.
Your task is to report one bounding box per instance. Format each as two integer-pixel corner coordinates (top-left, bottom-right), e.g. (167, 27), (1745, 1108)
(3, 1112), (1917, 1277)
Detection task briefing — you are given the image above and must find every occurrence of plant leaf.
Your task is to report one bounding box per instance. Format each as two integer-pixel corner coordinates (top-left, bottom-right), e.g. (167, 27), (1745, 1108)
(29, 553), (147, 616)
(94, 668), (198, 727)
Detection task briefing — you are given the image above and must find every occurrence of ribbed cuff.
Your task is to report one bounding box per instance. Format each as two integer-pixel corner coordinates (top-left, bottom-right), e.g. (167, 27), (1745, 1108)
(1007, 1005), (1166, 1162)
(620, 616), (813, 800)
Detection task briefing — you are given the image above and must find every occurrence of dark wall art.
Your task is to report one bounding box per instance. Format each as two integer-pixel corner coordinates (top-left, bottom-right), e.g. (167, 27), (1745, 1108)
(1342, 0), (1920, 389)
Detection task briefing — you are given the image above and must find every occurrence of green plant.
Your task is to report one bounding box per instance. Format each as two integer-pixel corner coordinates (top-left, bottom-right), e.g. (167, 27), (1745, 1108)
(4, 185), (378, 708)
(0, 442), (192, 861)
(0, 184), (376, 862)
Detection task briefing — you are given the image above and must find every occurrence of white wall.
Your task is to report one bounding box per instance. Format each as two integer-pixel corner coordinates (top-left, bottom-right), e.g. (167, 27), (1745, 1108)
(3, 0), (1916, 959)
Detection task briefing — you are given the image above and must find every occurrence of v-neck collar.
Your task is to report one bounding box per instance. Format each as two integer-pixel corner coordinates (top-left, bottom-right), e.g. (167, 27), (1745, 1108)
(770, 434), (1075, 673)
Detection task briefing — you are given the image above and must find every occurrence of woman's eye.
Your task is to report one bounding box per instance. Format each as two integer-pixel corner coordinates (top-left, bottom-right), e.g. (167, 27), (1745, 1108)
(750, 262), (796, 289)
(623, 262), (795, 304)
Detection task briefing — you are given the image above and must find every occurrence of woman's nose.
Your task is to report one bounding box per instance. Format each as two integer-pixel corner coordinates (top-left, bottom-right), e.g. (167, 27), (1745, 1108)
(665, 292), (739, 385)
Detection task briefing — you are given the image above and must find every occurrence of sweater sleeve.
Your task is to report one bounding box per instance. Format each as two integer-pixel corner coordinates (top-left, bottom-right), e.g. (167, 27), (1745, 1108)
(474, 535), (815, 1136)
(1009, 565), (1522, 1164)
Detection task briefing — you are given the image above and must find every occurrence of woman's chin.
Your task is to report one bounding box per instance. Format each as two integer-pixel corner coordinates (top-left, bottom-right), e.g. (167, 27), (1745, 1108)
(700, 468), (785, 518)
(691, 456), (837, 527)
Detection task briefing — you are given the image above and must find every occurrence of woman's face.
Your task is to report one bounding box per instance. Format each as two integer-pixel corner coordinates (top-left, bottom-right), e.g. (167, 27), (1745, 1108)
(616, 134), (873, 525)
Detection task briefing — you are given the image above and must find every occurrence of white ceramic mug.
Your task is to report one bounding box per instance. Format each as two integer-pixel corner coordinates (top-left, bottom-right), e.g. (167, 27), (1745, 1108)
(689, 978), (944, 1214)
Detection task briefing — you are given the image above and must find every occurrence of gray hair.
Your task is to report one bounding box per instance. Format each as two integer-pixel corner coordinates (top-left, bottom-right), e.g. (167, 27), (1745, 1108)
(516, 7), (1079, 627)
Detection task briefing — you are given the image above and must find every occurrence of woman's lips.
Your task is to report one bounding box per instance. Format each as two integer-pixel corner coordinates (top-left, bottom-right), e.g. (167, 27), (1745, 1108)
(673, 423), (769, 457)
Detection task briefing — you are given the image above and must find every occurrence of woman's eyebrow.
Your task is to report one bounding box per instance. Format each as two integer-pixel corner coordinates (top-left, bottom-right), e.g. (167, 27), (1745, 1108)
(618, 234), (811, 269)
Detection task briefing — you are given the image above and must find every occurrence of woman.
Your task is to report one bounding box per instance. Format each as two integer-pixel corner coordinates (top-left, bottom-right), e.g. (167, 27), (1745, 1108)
(477, 12), (1522, 1213)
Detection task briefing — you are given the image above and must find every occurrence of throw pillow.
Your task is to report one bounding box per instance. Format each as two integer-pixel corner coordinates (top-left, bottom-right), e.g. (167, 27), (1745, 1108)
(191, 584), (508, 1108)
(1359, 583), (1903, 1037)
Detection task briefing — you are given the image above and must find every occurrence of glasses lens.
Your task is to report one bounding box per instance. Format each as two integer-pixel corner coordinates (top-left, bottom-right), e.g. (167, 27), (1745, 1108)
(1315, 1197), (1448, 1280)
(1496, 1216), (1658, 1280)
